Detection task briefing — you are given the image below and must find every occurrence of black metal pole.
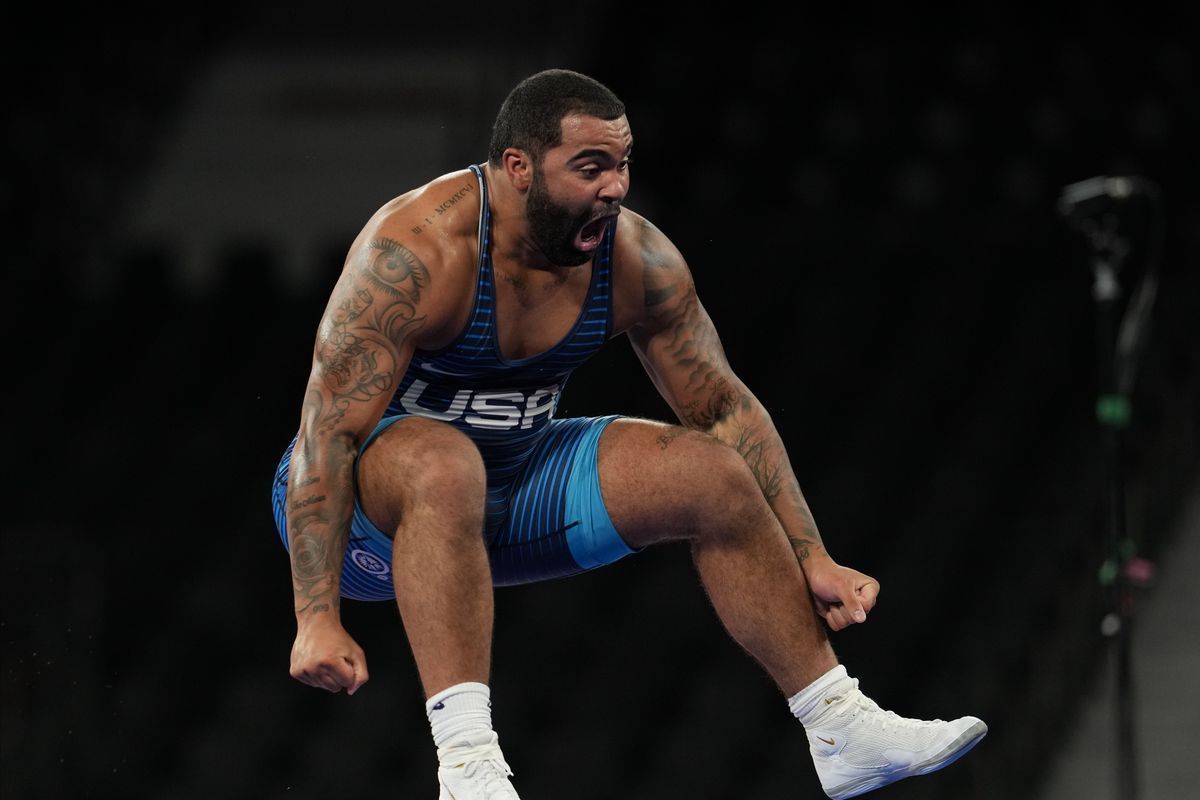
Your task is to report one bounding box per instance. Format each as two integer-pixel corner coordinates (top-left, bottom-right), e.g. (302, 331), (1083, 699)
(1062, 174), (1162, 800)
(1091, 253), (1139, 800)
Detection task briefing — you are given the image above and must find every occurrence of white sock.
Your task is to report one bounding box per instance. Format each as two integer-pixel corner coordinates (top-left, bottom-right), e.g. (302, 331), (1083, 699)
(787, 664), (856, 728)
(425, 682), (494, 749)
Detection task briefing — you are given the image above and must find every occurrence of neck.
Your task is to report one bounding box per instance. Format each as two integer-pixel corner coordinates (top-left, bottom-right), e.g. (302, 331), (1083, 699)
(482, 163), (572, 274)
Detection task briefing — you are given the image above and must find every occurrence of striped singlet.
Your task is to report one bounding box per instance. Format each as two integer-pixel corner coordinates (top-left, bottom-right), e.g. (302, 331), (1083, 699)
(272, 163), (632, 596)
(387, 164), (615, 528)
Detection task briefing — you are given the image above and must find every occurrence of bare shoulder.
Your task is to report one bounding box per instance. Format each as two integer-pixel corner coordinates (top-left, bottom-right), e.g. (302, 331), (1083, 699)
(373, 168), (482, 245)
(611, 208), (695, 336)
(342, 168), (483, 347)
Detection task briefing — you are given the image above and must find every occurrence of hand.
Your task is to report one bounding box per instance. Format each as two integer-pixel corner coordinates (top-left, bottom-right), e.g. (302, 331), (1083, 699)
(290, 618), (369, 695)
(803, 557), (880, 631)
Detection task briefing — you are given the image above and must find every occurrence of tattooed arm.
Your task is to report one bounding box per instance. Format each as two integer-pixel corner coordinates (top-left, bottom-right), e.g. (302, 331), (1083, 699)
(624, 214), (879, 631)
(285, 226), (433, 693)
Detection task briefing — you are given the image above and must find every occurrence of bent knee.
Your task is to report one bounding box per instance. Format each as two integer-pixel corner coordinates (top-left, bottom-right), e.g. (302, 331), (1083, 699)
(700, 438), (768, 515)
(358, 417), (486, 530)
(603, 420), (766, 544)
(667, 428), (761, 498)
(673, 438), (779, 543)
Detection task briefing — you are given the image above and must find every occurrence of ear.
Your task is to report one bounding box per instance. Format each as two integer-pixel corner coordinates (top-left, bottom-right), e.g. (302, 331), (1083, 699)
(501, 147), (534, 192)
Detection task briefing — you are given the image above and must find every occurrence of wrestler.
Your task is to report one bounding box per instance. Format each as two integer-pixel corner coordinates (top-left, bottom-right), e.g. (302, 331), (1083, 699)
(271, 68), (985, 799)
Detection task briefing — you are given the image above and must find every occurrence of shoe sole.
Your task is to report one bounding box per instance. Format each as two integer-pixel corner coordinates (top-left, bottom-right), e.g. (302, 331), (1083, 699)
(825, 720), (988, 799)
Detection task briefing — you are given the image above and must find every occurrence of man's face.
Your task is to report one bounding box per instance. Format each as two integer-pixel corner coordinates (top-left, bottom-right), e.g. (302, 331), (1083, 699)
(524, 113), (633, 267)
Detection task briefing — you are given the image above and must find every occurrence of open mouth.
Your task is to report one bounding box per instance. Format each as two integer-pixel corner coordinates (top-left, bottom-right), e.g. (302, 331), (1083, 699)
(575, 212), (619, 252)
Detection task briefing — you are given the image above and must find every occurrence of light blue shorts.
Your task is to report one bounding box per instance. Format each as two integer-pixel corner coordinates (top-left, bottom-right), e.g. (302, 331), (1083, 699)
(271, 414), (638, 600)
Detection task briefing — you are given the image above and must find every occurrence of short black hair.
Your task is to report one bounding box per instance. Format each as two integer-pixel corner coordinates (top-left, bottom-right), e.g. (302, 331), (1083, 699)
(487, 69), (625, 166)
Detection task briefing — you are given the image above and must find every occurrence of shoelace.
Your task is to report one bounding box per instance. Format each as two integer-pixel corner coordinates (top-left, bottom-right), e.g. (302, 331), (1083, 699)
(832, 680), (946, 734)
(438, 738), (516, 799)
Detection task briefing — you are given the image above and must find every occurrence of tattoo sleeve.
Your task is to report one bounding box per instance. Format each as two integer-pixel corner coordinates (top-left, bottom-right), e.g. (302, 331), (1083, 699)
(286, 237), (430, 620)
(700, 347), (830, 563)
(727, 412), (828, 566)
(631, 217), (828, 566)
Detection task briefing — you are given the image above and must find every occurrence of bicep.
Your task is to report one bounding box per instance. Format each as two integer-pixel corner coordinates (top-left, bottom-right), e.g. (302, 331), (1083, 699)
(300, 236), (431, 444)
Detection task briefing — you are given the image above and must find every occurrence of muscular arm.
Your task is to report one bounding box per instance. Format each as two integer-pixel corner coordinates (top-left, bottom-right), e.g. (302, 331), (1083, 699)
(625, 216), (877, 629)
(287, 235), (429, 619)
(284, 234), (431, 691)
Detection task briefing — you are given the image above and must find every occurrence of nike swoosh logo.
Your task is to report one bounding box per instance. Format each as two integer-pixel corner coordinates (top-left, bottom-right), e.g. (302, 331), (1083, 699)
(417, 361), (475, 377)
(489, 520), (581, 550)
(817, 736), (836, 746)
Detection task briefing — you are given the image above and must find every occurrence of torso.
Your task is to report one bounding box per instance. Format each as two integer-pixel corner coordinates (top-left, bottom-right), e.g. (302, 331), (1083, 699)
(490, 246), (596, 361)
(392, 165), (647, 358)
(375, 165), (621, 437)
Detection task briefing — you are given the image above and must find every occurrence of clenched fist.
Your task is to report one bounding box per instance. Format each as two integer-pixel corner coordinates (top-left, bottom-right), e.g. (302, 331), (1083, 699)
(290, 617), (369, 694)
(803, 556), (881, 632)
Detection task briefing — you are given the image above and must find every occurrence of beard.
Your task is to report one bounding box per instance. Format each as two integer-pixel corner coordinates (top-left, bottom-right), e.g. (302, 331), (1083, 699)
(525, 168), (597, 267)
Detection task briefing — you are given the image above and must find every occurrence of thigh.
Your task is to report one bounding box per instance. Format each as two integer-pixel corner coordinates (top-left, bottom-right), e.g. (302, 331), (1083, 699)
(596, 417), (760, 549)
(274, 414), (487, 602)
(356, 413), (487, 537)
(490, 414), (637, 586)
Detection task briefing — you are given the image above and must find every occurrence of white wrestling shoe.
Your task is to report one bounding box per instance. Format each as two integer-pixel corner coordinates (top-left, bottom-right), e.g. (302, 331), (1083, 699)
(806, 680), (987, 799)
(437, 730), (520, 800)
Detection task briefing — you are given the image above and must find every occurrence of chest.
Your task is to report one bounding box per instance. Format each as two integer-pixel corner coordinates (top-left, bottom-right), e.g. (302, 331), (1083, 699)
(491, 263), (595, 361)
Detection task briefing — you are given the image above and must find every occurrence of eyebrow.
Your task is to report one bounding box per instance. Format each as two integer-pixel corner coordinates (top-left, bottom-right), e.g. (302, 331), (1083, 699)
(567, 145), (634, 163)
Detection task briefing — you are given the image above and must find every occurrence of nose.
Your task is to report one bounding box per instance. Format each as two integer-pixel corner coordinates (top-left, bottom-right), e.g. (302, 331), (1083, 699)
(598, 170), (628, 205)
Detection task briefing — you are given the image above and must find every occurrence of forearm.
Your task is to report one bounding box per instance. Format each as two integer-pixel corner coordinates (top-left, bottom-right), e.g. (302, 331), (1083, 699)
(286, 423), (358, 624)
(706, 395), (833, 569)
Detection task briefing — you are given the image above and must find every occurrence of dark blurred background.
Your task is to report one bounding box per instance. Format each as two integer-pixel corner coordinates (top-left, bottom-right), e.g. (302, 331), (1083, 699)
(5, 3), (1199, 799)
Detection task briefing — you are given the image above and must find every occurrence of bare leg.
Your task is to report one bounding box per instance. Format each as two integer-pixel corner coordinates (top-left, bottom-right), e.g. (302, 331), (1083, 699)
(599, 418), (836, 696)
(357, 416), (493, 698)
